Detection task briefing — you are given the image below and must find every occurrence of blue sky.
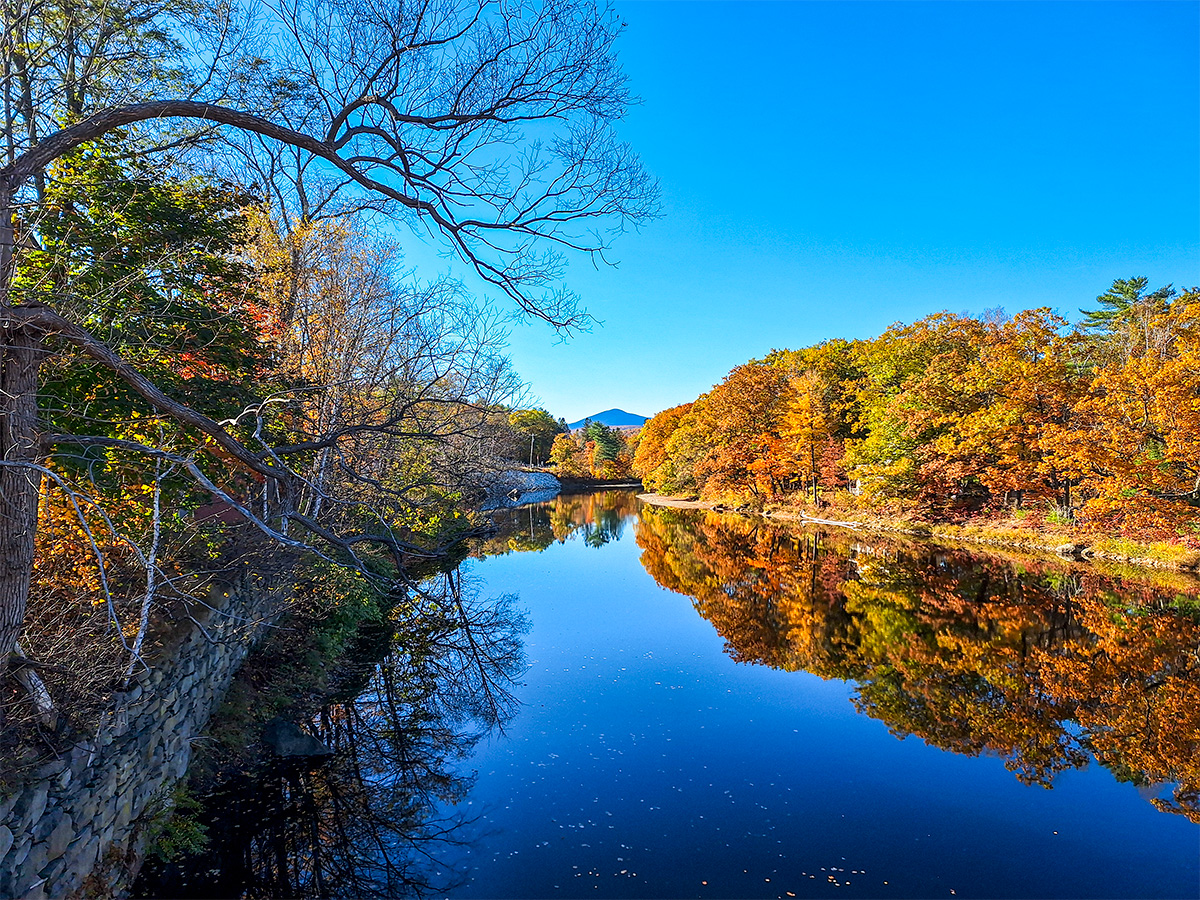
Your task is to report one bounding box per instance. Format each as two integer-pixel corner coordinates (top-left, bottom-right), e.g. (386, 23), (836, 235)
(470, 1), (1199, 422)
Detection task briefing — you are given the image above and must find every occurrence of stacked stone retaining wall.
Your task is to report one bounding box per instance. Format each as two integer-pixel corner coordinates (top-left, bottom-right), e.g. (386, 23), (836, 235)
(0, 565), (289, 899)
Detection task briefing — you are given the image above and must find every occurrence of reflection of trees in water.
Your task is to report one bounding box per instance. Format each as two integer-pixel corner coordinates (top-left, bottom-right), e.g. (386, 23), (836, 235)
(479, 488), (640, 555)
(138, 570), (527, 898)
(636, 506), (1200, 822)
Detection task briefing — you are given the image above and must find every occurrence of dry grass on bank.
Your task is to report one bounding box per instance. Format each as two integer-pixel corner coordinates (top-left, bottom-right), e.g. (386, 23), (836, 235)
(767, 499), (1200, 572)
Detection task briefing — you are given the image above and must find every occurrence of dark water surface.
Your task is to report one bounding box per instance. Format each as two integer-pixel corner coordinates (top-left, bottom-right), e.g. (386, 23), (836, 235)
(140, 490), (1200, 898)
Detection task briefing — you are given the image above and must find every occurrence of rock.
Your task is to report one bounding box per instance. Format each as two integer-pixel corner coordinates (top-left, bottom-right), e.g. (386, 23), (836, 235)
(1054, 542), (1086, 558)
(78, 797), (100, 827)
(115, 799), (133, 831)
(33, 809), (60, 842)
(33, 760), (64, 783)
(0, 824), (13, 860)
(53, 866), (83, 899)
(263, 718), (333, 759)
(23, 840), (48, 877)
(11, 835), (32, 867)
(167, 749), (191, 780)
(119, 684), (143, 704)
(40, 857), (66, 890)
(25, 785), (49, 830)
(63, 826), (93, 864)
(476, 470), (561, 508)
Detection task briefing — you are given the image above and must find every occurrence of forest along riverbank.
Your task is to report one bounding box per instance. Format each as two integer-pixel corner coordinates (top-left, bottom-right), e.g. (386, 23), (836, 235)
(638, 493), (1200, 574)
(631, 286), (1200, 580)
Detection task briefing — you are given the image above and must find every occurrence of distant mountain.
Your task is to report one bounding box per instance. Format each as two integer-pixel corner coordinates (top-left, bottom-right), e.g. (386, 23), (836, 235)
(568, 408), (648, 430)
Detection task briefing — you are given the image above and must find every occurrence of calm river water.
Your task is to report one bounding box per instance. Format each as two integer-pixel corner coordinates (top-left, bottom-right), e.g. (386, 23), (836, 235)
(139, 489), (1200, 899)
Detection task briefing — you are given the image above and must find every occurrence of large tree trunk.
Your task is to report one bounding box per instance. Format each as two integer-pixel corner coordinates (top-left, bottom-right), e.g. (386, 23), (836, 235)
(0, 322), (44, 663)
(0, 177), (45, 662)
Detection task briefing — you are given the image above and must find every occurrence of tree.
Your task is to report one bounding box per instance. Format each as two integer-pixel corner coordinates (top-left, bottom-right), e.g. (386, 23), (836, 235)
(632, 402), (691, 491)
(13, 143), (266, 422)
(508, 408), (566, 465)
(690, 360), (789, 500)
(1080, 277), (1177, 361)
(656, 405), (710, 496)
(781, 371), (830, 505)
(583, 419), (621, 464)
(1066, 288), (1200, 536)
(547, 431), (588, 477)
(0, 0), (655, 670)
(947, 309), (1087, 513)
(843, 313), (991, 512)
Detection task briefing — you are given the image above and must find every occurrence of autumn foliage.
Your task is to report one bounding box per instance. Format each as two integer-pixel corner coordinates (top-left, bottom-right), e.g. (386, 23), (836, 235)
(634, 279), (1200, 546)
(548, 420), (639, 480)
(7, 146), (523, 733)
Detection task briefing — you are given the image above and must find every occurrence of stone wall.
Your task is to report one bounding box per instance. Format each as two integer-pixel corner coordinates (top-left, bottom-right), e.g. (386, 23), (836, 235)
(0, 565), (289, 899)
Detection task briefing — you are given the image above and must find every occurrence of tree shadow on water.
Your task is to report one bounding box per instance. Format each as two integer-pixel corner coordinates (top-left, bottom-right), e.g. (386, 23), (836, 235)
(135, 568), (527, 899)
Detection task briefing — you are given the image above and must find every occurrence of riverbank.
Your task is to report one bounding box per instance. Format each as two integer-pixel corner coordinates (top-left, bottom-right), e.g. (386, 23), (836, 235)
(637, 493), (1200, 574)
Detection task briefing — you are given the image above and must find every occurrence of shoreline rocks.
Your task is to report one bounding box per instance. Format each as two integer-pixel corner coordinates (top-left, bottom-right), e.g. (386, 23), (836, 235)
(477, 470), (561, 509)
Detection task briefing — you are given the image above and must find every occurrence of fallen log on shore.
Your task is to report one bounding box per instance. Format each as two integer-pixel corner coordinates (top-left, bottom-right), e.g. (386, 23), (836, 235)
(797, 513), (862, 530)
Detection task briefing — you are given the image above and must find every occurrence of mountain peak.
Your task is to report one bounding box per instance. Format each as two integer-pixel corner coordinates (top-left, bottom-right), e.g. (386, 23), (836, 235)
(568, 408), (647, 430)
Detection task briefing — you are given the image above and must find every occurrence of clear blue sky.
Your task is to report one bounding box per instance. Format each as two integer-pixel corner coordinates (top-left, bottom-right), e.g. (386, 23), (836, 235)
(456, 1), (1200, 423)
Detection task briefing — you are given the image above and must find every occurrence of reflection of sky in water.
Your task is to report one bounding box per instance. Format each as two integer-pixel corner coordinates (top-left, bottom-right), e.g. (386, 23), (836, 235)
(442, 498), (1199, 899)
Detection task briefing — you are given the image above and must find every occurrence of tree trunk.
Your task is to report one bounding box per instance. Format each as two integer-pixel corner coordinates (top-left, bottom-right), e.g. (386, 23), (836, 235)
(0, 322), (44, 662)
(810, 445), (818, 506)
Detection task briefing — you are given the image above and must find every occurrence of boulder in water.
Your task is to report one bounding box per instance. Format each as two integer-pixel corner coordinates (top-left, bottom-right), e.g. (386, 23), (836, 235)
(263, 718), (333, 759)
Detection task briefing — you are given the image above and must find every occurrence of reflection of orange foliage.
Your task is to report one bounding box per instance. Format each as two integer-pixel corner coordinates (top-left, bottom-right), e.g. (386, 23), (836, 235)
(1037, 591), (1200, 821)
(549, 491), (639, 541)
(636, 505), (1200, 821)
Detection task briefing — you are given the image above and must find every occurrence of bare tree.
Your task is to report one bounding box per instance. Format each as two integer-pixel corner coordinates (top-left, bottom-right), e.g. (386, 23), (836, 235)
(244, 217), (532, 556)
(0, 0), (655, 673)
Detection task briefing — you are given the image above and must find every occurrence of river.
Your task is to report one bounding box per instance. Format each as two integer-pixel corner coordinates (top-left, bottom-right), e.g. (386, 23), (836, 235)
(137, 489), (1200, 899)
